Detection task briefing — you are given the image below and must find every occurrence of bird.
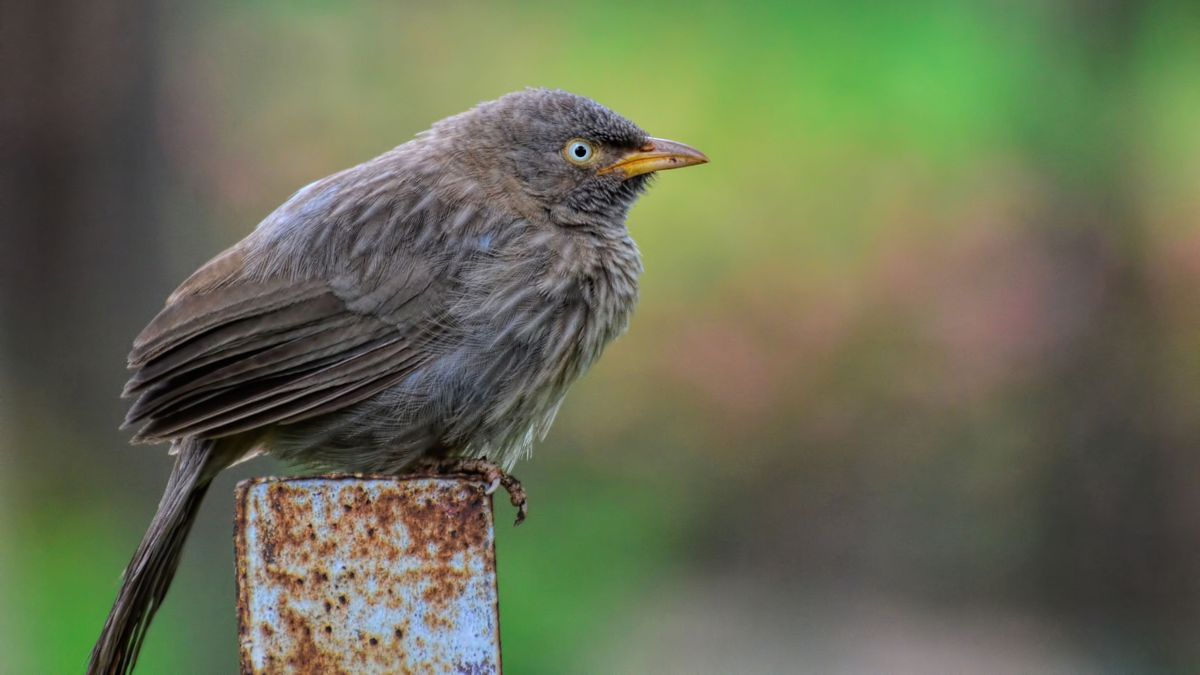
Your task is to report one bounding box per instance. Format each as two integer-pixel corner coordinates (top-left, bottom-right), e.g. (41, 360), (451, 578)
(88, 88), (707, 674)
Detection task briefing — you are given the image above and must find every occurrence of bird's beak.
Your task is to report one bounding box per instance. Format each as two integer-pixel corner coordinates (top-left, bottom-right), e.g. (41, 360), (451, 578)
(598, 137), (709, 179)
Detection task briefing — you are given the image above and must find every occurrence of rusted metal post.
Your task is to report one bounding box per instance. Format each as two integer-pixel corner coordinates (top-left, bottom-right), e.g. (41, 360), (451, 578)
(235, 476), (501, 674)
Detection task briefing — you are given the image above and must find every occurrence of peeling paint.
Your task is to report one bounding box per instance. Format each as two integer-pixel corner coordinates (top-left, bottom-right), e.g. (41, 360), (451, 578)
(235, 476), (501, 674)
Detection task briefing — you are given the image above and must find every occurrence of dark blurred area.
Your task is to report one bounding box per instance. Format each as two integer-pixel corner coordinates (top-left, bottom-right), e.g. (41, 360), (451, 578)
(2, 1), (1199, 673)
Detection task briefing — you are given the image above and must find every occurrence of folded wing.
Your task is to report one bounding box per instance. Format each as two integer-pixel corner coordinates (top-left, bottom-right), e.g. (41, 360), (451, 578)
(122, 246), (449, 443)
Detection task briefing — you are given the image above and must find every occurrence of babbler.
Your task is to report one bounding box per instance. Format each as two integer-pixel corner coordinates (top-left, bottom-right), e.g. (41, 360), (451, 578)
(90, 88), (707, 674)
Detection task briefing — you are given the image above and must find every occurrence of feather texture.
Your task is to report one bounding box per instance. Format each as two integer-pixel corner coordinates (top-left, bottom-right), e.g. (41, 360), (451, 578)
(91, 89), (702, 675)
(123, 263), (449, 443)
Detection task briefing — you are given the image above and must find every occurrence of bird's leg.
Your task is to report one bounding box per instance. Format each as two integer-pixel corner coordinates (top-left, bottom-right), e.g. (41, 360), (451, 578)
(415, 457), (528, 526)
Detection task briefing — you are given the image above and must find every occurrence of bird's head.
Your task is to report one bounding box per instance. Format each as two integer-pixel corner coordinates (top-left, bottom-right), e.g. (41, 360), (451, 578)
(428, 89), (708, 229)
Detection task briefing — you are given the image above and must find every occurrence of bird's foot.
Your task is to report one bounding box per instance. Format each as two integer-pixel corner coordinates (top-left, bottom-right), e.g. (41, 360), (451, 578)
(417, 458), (527, 526)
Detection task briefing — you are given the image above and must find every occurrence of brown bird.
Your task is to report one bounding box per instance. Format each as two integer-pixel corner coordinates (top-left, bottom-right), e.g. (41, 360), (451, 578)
(88, 88), (707, 674)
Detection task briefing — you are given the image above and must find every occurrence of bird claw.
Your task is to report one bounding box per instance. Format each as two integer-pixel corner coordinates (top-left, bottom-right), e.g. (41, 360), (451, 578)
(421, 458), (528, 525)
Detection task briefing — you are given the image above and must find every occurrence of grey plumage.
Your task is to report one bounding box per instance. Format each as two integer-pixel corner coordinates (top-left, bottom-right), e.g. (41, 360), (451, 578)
(89, 88), (706, 674)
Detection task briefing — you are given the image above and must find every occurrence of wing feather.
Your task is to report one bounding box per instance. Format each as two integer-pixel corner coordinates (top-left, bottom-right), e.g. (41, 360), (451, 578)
(121, 159), (482, 445)
(124, 255), (451, 444)
(128, 277), (330, 367)
(123, 292), (353, 396)
(134, 336), (415, 440)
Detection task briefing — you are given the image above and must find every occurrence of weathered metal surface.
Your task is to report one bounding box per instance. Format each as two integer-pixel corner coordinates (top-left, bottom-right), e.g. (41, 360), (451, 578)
(235, 475), (501, 675)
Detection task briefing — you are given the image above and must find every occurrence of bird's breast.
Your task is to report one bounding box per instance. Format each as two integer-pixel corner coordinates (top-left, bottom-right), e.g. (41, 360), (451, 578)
(444, 228), (641, 434)
(482, 227), (640, 356)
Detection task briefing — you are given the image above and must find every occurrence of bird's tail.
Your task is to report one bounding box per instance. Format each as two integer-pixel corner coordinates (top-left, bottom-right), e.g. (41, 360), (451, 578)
(88, 438), (221, 675)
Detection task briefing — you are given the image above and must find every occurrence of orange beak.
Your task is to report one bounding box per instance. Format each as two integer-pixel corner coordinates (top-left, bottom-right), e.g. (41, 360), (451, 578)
(598, 137), (709, 179)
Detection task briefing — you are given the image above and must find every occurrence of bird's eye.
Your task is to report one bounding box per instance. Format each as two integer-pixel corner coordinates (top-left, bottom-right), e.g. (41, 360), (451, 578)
(563, 140), (595, 165)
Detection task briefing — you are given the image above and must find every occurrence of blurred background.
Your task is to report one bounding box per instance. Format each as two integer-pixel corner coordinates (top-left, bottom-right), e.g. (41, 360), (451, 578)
(3, 0), (1200, 672)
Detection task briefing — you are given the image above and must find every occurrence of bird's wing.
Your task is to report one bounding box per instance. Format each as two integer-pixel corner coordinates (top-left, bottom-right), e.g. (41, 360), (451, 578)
(121, 235), (455, 443)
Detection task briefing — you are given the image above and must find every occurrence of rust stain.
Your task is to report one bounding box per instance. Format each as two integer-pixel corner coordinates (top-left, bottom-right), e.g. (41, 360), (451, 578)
(235, 475), (501, 674)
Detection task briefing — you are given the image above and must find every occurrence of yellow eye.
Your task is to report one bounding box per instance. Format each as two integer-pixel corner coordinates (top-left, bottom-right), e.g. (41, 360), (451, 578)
(563, 139), (595, 165)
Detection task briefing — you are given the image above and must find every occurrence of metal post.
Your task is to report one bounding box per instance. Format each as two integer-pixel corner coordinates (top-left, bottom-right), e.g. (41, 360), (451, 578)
(235, 476), (501, 674)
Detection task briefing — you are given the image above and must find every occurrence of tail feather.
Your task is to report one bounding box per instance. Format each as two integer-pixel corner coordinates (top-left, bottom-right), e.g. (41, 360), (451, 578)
(88, 440), (219, 675)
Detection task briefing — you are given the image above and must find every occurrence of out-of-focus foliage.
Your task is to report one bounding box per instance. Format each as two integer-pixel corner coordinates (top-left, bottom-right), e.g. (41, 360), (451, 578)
(2, 1), (1199, 673)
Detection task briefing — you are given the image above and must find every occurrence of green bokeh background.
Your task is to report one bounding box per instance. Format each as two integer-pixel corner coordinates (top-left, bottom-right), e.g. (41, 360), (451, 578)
(3, 1), (1200, 673)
